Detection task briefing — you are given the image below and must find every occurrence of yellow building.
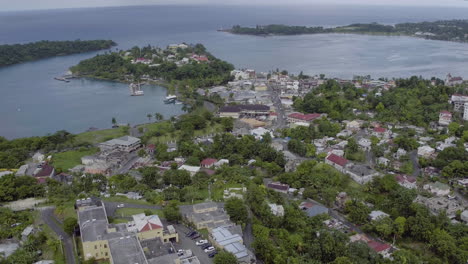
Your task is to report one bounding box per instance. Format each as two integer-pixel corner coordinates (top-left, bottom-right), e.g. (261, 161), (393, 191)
(128, 213), (179, 243)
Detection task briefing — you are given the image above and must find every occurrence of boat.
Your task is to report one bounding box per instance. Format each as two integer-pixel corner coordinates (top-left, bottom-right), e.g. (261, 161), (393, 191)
(164, 95), (177, 103)
(129, 83), (144, 96)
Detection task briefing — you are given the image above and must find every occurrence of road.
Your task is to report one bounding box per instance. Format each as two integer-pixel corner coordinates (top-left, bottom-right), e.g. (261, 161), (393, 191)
(40, 208), (76, 264)
(115, 153), (139, 175)
(103, 201), (162, 218)
(409, 150), (421, 177)
(173, 224), (213, 264)
(268, 83), (287, 130)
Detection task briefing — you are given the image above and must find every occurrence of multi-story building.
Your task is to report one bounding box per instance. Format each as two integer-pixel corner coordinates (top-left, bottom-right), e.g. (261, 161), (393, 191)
(438, 111), (452, 126)
(98, 136), (141, 153)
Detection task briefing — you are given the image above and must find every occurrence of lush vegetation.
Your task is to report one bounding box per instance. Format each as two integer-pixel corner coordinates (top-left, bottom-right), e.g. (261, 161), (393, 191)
(0, 40), (115, 67)
(70, 44), (234, 89)
(293, 77), (455, 126)
(228, 20), (468, 42)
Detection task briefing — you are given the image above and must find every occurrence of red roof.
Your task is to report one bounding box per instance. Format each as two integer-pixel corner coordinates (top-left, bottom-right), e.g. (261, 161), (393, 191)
(201, 158), (218, 166)
(373, 127), (387, 133)
(270, 112), (278, 116)
(326, 154), (348, 167)
(147, 144), (156, 150)
(288, 112), (321, 121)
(35, 164), (54, 178)
(140, 222), (162, 232)
(440, 110), (452, 115)
(367, 241), (391, 252)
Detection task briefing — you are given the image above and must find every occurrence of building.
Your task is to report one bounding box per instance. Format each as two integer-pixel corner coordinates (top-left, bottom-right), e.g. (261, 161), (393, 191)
(268, 203), (285, 217)
(200, 158), (218, 168)
(250, 127), (273, 140)
(417, 145), (435, 158)
(178, 165), (201, 176)
(179, 202), (232, 230)
(287, 112), (322, 123)
(358, 138), (372, 151)
(369, 210), (390, 221)
(423, 182), (451, 196)
(414, 195), (463, 219)
(372, 127), (390, 138)
(209, 226), (254, 264)
(346, 120), (362, 132)
(438, 111), (452, 126)
(445, 74), (463, 86)
(450, 94), (468, 112)
(127, 213), (178, 243)
(299, 201), (329, 217)
(325, 154), (348, 173)
(461, 210), (468, 223)
(218, 104), (270, 119)
(267, 182), (289, 194)
(395, 174), (417, 189)
(350, 234), (392, 257)
(34, 164), (55, 183)
(98, 136), (141, 152)
(344, 164), (380, 185)
(465, 102), (468, 121)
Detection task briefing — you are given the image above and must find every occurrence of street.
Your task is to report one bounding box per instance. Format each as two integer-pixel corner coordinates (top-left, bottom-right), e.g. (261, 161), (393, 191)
(40, 207), (76, 264)
(268, 83), (287, 130)
(173, 224), (214, 264)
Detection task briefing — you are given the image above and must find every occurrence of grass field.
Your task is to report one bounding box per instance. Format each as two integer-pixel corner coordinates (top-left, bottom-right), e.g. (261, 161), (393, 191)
(52, 148), (99, 170)
(75, 127), (128, 144)
(114, 208), (163, 218)
(143, 121), (223, 145)
(104, 196), (152, 205)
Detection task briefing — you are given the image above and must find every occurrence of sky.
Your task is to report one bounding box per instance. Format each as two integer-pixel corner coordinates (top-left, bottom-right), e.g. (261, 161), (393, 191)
(1, 0), (468, 11)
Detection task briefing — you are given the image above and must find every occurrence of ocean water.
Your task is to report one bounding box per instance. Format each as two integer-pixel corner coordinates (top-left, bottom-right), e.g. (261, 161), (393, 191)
(1, 4), (468, 139)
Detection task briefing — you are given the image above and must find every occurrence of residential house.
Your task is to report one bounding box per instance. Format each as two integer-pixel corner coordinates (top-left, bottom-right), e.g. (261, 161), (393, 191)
(299, 201), (329, 217)
(127, 213), (178, 243)
(250, 127), (273, 140)
(394, 148), (407, 160)
(268, 204), (285, 217)
(358, 138), (372, 151)
(395, 174), (417, 189)
(267, 182), (290, 194)
(372, 127), (390, 139)
(377, 157), (390, 167)
(200, 158), (218, 168)
(461, 210), (468, 223)
(350, 234), (392, 258)
(424, 182), (451, 196)
(417, 145), (435, 158)
(34, 164), (55, 184)
(179, 202), (232, 230)
(438, 111), (452, 126)
(214, 159), (229, 168)
(414, 195), (463, 219)
(178, 165), (201, 176)
(344, 164), (380, 184)
(287, 112), (322, 124)
(369, 210), (390, 221)
(325, 154), (348, 173)
(346, 120), (362, 132)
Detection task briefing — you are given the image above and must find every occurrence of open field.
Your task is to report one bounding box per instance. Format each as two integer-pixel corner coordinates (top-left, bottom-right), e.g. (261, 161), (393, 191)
(52, 148), (99, 170)
(115, 208), (163, 218)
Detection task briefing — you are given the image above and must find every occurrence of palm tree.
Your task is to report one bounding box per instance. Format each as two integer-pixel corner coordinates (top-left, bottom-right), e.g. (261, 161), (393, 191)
(146, 114), (152, 122)
(111, 117), (117, 126)
(154, 113), (164, 122)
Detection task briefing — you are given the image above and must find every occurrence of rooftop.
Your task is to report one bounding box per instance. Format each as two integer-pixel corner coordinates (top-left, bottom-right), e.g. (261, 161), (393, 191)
(78, 205), (108, 242)
(108, 235), (147, 264)
(326, 154), (348, 167)
(101, 136), (141, 147)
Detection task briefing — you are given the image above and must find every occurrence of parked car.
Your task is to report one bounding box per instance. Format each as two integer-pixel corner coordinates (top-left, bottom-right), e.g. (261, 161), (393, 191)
(196, 240), (208, 246)
(186, 231), (196, 237)
(191, 234), (201, 240)
(117, 204), (125, 208)
(208, 251), (218, 258)
(204, 246), (215, 253)
(201, 243), (212, 250)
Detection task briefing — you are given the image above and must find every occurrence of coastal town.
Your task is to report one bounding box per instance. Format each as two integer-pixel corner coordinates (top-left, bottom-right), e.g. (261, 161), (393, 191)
(1, 42), (468, 264)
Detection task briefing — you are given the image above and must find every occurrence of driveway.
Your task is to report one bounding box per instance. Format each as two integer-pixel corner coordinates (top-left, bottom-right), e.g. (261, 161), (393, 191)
(103, 201), (162, 218)
(40, 208), (76, 264)
(173, 224), (214, 264)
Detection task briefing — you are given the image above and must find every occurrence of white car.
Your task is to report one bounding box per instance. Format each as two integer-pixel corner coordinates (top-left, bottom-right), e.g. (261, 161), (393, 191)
(117, 204), (125, 208)
(196, 240), (208, 246)
(204, 247), (215, 253)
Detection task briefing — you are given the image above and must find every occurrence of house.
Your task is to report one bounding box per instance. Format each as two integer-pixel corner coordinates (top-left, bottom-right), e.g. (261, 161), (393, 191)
(423, 166), (441, 178)
(178, 165), (201, 176)
(461, 210), (468, 223)
(325, 154), (348, 173)
(127, 213), (178, 242)
(32, 152), (45, 163)
(372, 127), (390, 139)
(209, 226), (254, 264)
(267, 182), (289, 194)
(200, 158), (218, 168)
(350, 234), (392, 257)
(251, 127), (273, 140)
(445, 74), (463, 86)
(369, 210), (390, 221)
(287, 112), (322, 123)
(377, 157), (390, 167)
(98, 136), (141, 153)
(179, 202), (233, 230)
(268, 203), (285, 217)
(424, 182), (451, 196)
(395, 174), (417, 189)
(344, 164), (380, 185)
(457, 178), (468, 188)
(146, 144), (156, 155)
(214, 159), (229, 168)
(346, 120), (362, 132)
(218, 104), (270, 119)
(414, 195), (462, 219)
(299, 201), (329, 217)
(394, 148), (407, 160)
(115, 192), (142, 200)
(34, 164), (55, 183)
(438, 111), (452, 126)
(417, 145), (435, 158)
(358, 138), (372, 151)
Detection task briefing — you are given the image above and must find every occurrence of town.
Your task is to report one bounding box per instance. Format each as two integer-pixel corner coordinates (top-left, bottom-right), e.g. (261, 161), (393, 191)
(1, 45), (468, 264)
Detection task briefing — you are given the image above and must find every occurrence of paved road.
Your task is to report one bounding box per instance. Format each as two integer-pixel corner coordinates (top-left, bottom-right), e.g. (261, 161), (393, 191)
(103, 201), (162, 218)
(173, 224), (213, 264)
(409, 150), (421, 177)
(268, 83), (287, 130)
(115, 153), (139, 175)
(40, 208), (76, 264)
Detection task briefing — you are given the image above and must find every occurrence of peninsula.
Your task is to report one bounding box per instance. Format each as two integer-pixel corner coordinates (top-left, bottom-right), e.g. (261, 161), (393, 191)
(69, 43), (234, 88)
(0, 39), (116, 67)
(222, 19), (468, 43)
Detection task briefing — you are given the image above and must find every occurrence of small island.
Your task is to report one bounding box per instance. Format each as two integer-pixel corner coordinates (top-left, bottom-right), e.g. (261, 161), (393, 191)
(70, 43), (234, 89)
(0, 39), (116, 67)
(223, 19), (468, 43)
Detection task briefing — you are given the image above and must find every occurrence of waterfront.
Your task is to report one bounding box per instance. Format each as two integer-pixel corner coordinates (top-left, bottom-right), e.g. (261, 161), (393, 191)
(1, 4), (468, 138)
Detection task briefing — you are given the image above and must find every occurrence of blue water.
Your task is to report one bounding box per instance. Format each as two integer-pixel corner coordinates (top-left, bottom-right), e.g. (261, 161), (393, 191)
(1, 4), (468, 139)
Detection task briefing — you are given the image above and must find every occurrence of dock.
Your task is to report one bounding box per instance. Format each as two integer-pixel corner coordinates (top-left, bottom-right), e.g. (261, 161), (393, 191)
(54, 74), (76, 83)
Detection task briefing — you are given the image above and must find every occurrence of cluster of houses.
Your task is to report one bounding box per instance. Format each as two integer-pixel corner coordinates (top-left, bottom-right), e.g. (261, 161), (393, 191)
(179, 202), (255, 263)
(75, 197), (196, 264)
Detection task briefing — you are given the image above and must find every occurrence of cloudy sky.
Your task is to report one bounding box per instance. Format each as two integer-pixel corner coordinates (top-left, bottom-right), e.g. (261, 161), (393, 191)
(2, 0), (468, 11)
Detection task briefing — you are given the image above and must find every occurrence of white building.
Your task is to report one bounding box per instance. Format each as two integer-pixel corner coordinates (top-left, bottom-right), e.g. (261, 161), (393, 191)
(98, 136), (141, 152)
(178, 165), (201, 176)
(250, 127), (273, 140)
(268, 203), (285, 217)
(423, 182), (451, 196)
(417, 145), (435, 158)
(369, 210), (390, 221)
(438, 111), (452, 126)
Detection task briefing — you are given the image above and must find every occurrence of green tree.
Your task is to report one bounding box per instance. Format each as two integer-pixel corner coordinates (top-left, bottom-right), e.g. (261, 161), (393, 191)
(213, 251), (238, 264)
(163, 201), (182, 223)
(63, 217), (78, 235)
(155, 113), (164, 122)
(345, 200), (370, 225)
(147, 114), (152, 122)
(225, 198), (248, 225)
(112, 117), (117, 126)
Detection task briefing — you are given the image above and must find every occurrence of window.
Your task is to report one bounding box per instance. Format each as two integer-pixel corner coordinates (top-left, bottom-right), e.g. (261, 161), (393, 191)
(105, 252), (108, 257)
(95, 245), (97, 250)
(104, 244), (107, 248)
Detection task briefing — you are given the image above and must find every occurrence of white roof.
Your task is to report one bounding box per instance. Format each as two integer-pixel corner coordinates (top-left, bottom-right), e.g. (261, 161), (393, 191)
(0, 171), (13, 177)
(369, 210), (389, 220)
(131, 213), (163, 232)
(178, 165), (201, 173)
(102, 136), (140, 147)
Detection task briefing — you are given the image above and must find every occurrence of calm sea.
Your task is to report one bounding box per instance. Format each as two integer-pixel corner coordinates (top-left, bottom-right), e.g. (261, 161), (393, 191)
(1, 4), (468, 139)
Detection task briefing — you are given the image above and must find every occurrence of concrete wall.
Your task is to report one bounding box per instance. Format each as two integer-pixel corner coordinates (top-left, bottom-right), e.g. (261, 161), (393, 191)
(83, 240), (111, 261)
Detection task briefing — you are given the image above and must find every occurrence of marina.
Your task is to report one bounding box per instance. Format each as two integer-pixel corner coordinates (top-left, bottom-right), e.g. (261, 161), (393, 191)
(129, 83), (144, 96)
